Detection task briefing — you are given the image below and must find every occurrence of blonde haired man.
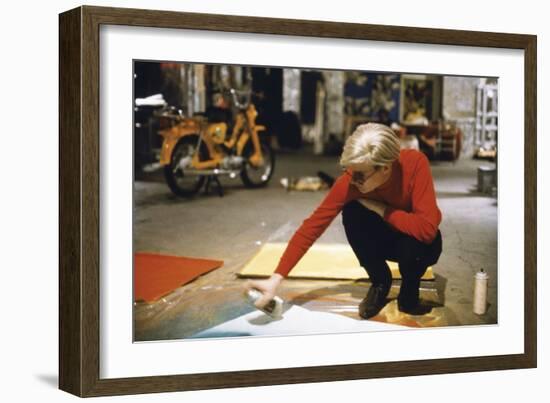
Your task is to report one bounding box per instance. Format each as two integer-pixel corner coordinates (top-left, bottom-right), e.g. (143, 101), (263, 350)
(248, 123), (442, 318)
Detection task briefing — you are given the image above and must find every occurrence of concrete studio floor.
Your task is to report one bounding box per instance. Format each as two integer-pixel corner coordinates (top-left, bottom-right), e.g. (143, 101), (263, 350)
(133, 148), (498, 342)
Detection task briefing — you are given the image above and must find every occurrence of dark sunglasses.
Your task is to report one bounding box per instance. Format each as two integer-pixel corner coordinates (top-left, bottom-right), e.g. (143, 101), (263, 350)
(348, 167), (379, 185)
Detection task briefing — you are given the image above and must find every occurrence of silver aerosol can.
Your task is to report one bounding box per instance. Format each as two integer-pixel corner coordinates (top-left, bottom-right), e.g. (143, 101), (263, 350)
(473, 268), (489, 315)
(246, 288), (283, 319)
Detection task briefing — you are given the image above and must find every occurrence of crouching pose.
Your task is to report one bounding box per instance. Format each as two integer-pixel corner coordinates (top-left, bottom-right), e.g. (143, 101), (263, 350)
(246, 123), (442, 318)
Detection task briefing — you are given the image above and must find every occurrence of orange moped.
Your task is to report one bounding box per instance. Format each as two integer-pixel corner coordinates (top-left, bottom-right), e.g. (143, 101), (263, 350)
(157, 89), (275, 196)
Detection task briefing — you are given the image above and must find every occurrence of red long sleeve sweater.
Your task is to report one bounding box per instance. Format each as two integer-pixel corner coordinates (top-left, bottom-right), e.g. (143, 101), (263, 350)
(274, 149), (442, 277)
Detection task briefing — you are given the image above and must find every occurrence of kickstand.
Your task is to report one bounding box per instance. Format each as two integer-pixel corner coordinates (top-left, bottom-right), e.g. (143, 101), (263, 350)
(203, 175), (224, 197)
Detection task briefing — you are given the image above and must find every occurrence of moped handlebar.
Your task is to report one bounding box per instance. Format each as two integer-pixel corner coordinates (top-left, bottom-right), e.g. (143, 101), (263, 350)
(228, 88), (251, 110)
(220, 88), (263, 110)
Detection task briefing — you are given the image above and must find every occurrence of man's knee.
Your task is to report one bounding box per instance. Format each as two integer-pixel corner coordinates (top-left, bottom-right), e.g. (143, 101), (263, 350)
(342, 200), (379, 227)
(342, 200), (361, 221)
(396, 234), (442, 279)
(426, 230), (443, 266)
(396, 236), (424, 263)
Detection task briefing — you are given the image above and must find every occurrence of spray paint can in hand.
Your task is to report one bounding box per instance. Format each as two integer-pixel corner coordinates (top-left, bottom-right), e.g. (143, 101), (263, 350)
(246, 288), (283, 319)
(473, 268), (489, 315)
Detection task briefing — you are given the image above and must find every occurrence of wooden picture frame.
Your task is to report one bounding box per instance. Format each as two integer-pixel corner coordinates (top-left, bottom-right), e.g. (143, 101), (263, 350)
(59, 5), (537, 397)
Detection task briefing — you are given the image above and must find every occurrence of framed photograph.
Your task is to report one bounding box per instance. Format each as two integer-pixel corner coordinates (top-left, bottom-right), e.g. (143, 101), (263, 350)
(59, 5), (537, 397)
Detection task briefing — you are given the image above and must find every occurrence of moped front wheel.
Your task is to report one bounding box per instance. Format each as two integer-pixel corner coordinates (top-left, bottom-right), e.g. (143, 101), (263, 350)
(163, 136), (205, 197)
(240, 140), (275, 188)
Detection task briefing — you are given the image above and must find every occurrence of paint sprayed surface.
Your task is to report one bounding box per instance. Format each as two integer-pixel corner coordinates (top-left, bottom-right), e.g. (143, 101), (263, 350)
(191, 305), (407, 338)
(134, 273), (451, 341)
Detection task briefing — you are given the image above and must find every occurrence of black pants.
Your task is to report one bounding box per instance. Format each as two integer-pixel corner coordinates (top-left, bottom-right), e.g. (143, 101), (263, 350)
(342, 200), (442, 307)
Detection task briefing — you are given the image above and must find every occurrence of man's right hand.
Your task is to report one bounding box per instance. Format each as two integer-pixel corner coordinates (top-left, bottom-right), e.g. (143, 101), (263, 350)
(245, 273), (284, 309)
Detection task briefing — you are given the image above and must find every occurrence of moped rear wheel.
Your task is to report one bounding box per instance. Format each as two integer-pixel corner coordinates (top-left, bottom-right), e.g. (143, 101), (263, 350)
(164, 136), (206, 197)
(240, 140), (275, 188)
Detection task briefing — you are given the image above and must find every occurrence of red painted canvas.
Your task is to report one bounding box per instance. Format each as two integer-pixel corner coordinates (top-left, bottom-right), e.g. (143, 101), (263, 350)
(134, 253), (224, 302)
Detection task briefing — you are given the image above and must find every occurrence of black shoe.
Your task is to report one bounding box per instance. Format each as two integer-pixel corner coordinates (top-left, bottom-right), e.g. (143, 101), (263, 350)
(359, 284), (391, 319)
(397, 300), (433, 316)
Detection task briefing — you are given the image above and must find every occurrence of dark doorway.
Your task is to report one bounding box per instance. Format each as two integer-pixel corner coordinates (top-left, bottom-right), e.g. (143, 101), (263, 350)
(251, 67), (283, 129)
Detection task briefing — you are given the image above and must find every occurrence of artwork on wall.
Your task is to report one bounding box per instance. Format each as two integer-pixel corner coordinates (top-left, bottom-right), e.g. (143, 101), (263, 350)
(344, 72), (400, 123)
(401, 75), (443, 124)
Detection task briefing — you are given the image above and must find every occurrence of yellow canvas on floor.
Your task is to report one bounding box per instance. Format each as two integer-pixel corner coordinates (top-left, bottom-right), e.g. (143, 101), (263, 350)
(238, 242), (435, 280)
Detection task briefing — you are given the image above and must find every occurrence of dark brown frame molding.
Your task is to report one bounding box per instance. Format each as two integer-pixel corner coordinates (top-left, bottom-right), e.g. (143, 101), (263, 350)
(59, 5), (537, 397)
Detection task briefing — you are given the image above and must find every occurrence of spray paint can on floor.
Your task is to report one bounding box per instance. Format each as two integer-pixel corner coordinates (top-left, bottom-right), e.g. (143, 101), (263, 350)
(473, 268), (489, 315)
(246, 288), (283, 319)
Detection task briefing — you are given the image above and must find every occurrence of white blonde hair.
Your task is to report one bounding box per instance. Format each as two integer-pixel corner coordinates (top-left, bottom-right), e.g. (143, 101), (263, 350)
(340, 123), (401, 168)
